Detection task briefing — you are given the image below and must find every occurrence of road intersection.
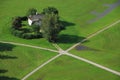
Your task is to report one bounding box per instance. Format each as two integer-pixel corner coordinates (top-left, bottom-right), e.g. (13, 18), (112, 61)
(1, 19), (120, 80)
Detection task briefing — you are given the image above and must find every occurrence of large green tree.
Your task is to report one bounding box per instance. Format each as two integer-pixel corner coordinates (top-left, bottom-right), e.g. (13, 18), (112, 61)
(41, 13), (61, 42)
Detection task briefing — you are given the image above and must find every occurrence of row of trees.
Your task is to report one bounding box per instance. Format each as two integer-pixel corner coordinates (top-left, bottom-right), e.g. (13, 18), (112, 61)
(11, 16), (42, 39)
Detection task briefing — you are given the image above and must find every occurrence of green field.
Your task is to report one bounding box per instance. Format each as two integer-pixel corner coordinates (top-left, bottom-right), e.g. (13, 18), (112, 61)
(0, 45), (57, 79)
(70, 23), (120, 72)
(26, 55), (119, 80)
(0, 0), (120, 49)
(0, 0), (120, 80)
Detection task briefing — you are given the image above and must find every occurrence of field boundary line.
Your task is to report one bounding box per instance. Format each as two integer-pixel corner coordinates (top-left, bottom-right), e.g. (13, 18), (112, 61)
(0, 41), (59, 53)
(66, 19), (120, 52)
(65, 53), (120, 76)
(22, 54), (62, 80)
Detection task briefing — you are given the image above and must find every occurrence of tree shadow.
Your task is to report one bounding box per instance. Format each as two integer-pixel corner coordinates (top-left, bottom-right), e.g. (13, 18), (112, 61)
(60, 20), (75, 30)
(0, 76), (19, 80)
(0, 43), (17, 59)
(60, 20), (75, 27)
(0, 70), (19, 80)
(0, 69), (8, 73)
(0, 43), (16, 52)
(0, 55), (17, 59)
(0, 43), (19, 80)
(57, 34), (89, 44)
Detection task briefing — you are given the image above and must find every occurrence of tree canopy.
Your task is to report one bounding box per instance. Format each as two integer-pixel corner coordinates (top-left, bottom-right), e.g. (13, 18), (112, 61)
(26, 8), (37, 16)
(41, 7), (62, 42)
(42, 7), (59, 15)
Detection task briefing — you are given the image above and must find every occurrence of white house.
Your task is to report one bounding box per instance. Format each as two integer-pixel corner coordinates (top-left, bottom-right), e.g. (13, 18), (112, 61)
(28, 18), (32, 26)
(28, 14), (44, 26)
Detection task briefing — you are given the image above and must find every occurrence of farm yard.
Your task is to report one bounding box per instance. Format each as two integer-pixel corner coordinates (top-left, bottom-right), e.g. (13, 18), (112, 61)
(0, 0), (120, 80)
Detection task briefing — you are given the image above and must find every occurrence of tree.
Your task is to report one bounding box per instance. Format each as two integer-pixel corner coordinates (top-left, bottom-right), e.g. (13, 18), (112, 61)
(26, 8), (37, 16)
(41, 13), (61, 42)
(31, 24), (40, 34)
(12, 17), (22, 29)
(41, 7), (61, 42)
(42, 7), (58, 15)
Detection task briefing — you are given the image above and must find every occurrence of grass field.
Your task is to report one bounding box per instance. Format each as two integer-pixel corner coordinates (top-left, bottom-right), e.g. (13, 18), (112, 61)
(58, 4), (120, 49)
(0, 0), (119, 49)
(26, 55), (119, 80)
(70, 23), (120, 72)
(0, 45), (57, 79)
(0, 0), (120, 80)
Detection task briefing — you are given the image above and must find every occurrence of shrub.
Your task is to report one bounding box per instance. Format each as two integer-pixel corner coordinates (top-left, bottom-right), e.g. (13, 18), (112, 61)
(21, 28), (32, 33)
(42, 7), (58, 15)
(11, 29), (23, 38)
(26, 8), (37, 16)
(12, 16), (22, 29)
(21, 16), (28, 21)
(34, 33), (42, 38)
(22, 33), (34, 39)
(21, 32), (42, 39)
(31, 24), (40, 33)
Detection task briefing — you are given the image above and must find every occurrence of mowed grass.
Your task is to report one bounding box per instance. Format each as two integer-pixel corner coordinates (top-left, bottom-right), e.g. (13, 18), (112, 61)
(0, 44), (57, 79)
(0, 0), (120, 80)
(0, 0), (119, 49)
(57, 0), (120, 49)
(26, 55), (119, 80)
(70, 23), (120, 72)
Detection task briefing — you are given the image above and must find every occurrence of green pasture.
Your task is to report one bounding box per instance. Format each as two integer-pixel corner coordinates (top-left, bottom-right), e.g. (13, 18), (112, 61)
(0, 45), (57, 79)
(27, 55), (119, 80)
(0, 0), (120, 80)
(70, 23), (120, 72)
(0, 0), (119, 49)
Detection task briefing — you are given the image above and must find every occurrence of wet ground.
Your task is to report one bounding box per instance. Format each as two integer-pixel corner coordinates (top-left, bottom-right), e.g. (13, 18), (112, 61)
(89, 0), (120, 23)
(75, 45), (100, 51)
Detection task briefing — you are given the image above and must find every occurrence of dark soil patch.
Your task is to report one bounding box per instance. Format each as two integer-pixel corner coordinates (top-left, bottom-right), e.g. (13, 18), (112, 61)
(75, 45), (100, 51)
(89, 0), (120, 23)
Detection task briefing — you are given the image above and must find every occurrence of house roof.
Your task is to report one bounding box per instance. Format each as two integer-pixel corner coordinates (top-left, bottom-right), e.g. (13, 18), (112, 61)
(28, 14), (44, 21)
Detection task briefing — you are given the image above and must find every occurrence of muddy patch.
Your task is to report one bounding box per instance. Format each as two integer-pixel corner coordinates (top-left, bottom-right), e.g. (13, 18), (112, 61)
(75, 45), (100, 51)
(89, 0), (120, 23)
